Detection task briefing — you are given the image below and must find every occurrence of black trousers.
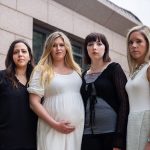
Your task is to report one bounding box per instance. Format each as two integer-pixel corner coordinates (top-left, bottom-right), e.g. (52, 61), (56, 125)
(81, 133), (114, 150)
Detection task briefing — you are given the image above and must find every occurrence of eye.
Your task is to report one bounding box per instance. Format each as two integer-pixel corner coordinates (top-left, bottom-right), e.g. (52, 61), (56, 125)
(136, 40), (142, 44)
(53, 44), (57, 47)
(97, 42), (102, 46)
(128, 40), (133, 45)
(87, 43), (94, 46)
(13, 50), (19, 54)
(22, 49), (28, 53)
(59, 43), (64, 47)
(13, 51), (17, 54)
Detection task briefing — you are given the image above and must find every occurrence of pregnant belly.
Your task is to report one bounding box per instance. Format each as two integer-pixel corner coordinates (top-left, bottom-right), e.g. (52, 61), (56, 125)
(58, 105), (84, 126)
(44, 94), (84, 126)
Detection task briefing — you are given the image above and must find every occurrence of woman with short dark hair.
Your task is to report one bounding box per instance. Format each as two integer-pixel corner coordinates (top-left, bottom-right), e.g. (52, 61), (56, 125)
(81, 32), (129, 150)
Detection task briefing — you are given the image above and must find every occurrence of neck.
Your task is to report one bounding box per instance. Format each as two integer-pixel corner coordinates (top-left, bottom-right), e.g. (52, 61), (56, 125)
(91, 60), (105, 69)
(135, 61), (146, 69)
(134, 58), (145, 66)
(90, 60), (108, 73)
(15, 68), (26, 76)
(53, 60), (66, 68)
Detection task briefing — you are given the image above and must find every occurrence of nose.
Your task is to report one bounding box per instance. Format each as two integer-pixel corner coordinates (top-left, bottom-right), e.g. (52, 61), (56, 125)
(93, 43), (97, 49)
(18, 51), (23, 56)
(55, 44), (61, 49)
(132, 41), (138, 47)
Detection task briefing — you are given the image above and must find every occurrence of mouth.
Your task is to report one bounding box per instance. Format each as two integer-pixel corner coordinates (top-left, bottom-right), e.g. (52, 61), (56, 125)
(18, 59), (25, 62)
(132, 51), (139, 54)
(56, 51), (63, 54)
(92, 52), (98, 54)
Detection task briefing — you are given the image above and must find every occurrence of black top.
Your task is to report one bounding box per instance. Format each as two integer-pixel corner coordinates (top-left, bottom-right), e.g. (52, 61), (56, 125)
(80, 62), (129, 149)
(0, 70), (37, 149)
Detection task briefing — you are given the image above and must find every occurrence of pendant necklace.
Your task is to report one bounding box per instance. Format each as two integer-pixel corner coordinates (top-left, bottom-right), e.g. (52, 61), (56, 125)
(130, 63), (146, 80)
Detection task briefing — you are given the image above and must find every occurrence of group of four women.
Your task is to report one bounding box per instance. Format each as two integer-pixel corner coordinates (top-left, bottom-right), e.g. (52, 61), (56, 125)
(0, 25), (150, 150)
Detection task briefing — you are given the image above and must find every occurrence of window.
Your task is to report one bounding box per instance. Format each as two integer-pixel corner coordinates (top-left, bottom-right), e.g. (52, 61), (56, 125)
(71, 40), (83, 67)
(33, 31), (46, 64)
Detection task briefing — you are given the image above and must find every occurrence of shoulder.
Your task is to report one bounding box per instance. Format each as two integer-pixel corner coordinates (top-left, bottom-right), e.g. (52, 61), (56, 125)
(107, 62), (123, 72)
(0, 70), (9, 87)
(108, 62), (126, 79)
(109, 62), (121, 68)
(31, 66), (43, 76)
(72, 70), (81, 77)
(0, 70), (6, 78)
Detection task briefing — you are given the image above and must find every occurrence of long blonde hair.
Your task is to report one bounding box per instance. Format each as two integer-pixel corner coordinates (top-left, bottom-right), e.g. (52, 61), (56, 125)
(126, 25), (150, 74)
(31, 31), (81, 87)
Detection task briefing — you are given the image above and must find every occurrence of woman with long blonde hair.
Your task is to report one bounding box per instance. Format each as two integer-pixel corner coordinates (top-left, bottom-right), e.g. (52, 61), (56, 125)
(28, 31), (84, 150)
(126, 25), (150, 150)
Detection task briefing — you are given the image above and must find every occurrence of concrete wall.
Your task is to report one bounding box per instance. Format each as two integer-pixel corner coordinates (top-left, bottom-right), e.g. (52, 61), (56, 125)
(0, 0), (129, 73)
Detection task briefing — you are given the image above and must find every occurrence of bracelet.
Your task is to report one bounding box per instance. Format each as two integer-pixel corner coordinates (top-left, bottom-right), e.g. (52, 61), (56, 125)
(147, 137), (150, 143)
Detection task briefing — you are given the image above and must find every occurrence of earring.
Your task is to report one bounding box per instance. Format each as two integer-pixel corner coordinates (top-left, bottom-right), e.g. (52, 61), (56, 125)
(28, 60), (31, 64)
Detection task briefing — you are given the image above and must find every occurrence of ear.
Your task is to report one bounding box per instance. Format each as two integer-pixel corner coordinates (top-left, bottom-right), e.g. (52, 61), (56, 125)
(28, 59), (31, 64)
(28, 55), (31, 62)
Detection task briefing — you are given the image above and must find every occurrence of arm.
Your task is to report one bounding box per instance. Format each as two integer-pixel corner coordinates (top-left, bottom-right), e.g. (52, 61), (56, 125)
(146, 66), (150, 81)
(29, 93), (75, 134)
(112, 63), (129, 149)
(28, 69), (75, 134)
(144, 66), (150, 150)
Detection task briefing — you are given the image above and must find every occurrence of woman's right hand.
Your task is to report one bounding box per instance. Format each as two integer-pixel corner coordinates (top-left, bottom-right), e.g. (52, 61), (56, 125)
(54, 120), (75, 134)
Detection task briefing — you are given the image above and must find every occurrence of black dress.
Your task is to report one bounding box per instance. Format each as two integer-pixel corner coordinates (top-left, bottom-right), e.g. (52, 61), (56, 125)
(0, 70), (37, 150)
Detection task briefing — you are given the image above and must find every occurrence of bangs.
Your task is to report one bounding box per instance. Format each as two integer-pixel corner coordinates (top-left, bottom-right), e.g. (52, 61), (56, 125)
(85, 33), (102, 43)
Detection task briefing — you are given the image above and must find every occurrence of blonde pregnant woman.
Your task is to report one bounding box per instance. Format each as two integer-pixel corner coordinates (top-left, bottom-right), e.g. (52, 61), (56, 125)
(28, 31), (84, 150)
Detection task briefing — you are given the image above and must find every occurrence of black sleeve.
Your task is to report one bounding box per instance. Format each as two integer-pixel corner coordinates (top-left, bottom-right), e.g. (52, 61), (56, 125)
(112, 63), (129, 149)
(0, 70), (5, 87)
(80, 70), (88, 107)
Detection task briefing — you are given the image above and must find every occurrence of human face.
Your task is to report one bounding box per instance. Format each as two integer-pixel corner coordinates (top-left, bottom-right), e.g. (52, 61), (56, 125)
(87, 40), (105, 61)
(51, 37), (66, 63)
(128, 31), (147, 62)
(13, 42), (30, 68)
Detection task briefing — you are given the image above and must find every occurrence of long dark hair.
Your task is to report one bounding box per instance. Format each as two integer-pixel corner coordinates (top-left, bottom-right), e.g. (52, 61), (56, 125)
(5, 39), (34, 87)
(84, 32), (111, 64)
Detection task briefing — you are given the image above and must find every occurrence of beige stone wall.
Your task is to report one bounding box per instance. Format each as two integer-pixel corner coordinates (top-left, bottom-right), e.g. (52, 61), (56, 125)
(0, 0), (129, 74)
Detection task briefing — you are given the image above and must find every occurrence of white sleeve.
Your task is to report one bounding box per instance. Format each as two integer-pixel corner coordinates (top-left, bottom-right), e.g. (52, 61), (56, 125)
(27, 70), (44, 98)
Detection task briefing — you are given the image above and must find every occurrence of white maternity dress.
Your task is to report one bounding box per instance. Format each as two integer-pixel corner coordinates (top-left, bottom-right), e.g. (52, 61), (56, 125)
(125, 63), (150, 150)
(28, 70), (84, 150)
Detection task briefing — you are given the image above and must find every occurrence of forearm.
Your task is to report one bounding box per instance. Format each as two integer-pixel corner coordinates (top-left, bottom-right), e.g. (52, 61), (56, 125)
(29, 94), (75, 134)
(29, 94), (58, 129)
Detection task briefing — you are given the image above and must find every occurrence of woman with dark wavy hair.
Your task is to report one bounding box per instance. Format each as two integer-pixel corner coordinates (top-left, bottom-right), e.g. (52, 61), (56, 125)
(0, 39), (37, 150)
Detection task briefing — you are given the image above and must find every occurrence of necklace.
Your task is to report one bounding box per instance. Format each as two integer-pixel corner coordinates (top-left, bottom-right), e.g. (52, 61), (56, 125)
(130, 63), (146, 80)
(90, 65), (101, 73)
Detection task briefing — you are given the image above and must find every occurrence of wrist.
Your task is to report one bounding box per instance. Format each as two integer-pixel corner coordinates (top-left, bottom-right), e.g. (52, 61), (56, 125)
(51, 120), (59, 129)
